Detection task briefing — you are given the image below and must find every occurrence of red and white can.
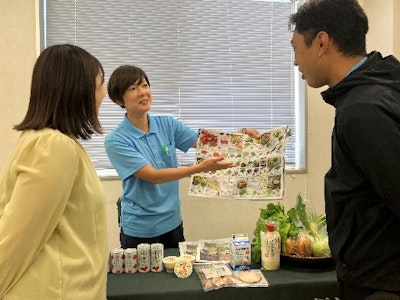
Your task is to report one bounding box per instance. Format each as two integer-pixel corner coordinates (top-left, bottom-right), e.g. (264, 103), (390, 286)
(110, 248), (125, 274)
(124, 248), (138, 274)
(137, 243), (151, 273)
(151, 243), (164, 272)
(107, 251), (111, 273)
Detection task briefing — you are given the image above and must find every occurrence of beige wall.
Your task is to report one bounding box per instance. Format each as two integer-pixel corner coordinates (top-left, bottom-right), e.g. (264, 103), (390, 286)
(363, 0), (400, 58)
(0, 0), (37, 167)
(0, 0), (397, 251)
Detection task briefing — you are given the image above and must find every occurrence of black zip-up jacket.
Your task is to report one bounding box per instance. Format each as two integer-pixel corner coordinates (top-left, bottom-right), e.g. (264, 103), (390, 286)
(322, 51), (400, 291)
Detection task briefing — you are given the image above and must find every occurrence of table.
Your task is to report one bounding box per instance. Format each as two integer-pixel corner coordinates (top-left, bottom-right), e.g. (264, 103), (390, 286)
(107, 249), (339, 300)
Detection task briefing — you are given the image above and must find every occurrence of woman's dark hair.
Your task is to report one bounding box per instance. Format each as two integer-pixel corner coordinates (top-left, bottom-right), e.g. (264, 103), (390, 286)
(14, 44), (104, 140)
(107, 65), (150, 107)
(288, 0), (368, 57)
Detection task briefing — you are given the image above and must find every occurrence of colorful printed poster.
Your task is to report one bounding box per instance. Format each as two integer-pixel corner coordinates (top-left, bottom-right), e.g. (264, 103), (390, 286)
(189, 126), (291, 200)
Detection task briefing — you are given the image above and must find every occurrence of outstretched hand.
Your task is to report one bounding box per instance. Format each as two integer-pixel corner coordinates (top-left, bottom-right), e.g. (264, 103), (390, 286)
(199, 156), (234, 172)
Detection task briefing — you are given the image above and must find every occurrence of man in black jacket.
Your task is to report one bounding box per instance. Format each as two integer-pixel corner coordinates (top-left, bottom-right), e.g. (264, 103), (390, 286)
(289, 0), (400, 299)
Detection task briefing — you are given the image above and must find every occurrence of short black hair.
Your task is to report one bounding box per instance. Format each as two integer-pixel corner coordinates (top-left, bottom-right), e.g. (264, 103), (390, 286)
(288, 0), (368, 57)
(107, 65), (150, 106)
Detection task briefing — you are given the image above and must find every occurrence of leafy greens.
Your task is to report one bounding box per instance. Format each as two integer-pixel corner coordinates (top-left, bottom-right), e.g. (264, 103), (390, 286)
(251, 193), (328, 263)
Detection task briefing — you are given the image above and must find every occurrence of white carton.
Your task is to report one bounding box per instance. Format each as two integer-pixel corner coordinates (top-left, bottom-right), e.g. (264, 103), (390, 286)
(229, 233), (251, 270)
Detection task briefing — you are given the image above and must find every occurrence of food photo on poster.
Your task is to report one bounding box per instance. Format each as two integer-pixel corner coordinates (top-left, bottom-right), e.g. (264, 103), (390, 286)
(189, 126), (291, 200)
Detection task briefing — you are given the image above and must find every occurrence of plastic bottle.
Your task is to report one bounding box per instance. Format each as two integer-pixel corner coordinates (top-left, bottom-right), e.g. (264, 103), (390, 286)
(261, 222), (281, 270)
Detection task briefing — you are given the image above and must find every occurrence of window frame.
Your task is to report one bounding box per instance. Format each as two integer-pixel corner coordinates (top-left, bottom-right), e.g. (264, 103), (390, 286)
(40, 0), (306, 178)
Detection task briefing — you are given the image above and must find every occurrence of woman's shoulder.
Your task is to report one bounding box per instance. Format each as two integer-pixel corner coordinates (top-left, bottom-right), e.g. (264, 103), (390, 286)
(21, 128), (81, 157)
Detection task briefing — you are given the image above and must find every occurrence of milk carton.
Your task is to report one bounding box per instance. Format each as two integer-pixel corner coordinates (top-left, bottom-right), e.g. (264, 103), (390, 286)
(229, 233), (251, 270)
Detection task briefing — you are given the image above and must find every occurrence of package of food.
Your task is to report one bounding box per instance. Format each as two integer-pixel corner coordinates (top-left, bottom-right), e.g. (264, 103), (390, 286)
(174, 257), (193, 278)
(163, 256), (178, 273)
(196, 238), (231, 262)
(194, 262), (235, 292)
(232, 269), (269, 288)
(178, 241), (198, 256)
(180, 254), (196, 265)
(284, 231), (312, 257)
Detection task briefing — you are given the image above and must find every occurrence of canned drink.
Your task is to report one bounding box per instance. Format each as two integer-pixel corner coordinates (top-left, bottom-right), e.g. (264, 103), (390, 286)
(110, 248), (124, 274)
(151, 243), (164, 272)
(107, 251), (111, 273)
(137, 243), (151, 273)
(124, 248), (138, 274)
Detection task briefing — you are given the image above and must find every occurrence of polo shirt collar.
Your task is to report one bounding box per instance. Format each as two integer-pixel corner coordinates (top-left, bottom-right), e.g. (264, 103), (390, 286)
(123, 113), (159, 138)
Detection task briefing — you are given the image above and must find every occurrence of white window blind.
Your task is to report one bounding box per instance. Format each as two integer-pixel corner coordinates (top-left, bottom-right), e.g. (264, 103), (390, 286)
(41, 0), (305, 177)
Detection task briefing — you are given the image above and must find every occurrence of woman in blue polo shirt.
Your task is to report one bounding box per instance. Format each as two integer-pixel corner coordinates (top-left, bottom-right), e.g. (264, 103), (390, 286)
(105, 65), (259, 248)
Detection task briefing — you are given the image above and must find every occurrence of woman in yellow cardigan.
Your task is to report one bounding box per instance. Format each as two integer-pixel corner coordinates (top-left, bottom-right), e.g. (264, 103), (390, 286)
(0, 44), (108, 299)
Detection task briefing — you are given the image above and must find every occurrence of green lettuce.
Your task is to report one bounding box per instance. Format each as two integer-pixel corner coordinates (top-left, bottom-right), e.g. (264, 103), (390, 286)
(252, 202), (300, 263)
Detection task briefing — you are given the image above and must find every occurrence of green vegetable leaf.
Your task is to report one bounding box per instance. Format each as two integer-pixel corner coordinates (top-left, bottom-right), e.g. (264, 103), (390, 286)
(295, 193), (327, 240)
(252, 202), (300, 263)
(252, 195), (328, 263)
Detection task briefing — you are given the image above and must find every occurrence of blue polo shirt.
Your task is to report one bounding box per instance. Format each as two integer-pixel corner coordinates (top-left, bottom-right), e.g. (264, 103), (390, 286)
(105, 114), (198, 238)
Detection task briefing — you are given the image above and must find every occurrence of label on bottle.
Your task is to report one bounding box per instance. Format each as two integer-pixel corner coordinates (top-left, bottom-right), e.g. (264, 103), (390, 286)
(261, 230), (281, 270)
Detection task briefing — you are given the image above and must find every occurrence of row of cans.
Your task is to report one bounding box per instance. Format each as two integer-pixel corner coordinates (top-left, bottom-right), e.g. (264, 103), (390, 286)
(109, 243), (164, 274)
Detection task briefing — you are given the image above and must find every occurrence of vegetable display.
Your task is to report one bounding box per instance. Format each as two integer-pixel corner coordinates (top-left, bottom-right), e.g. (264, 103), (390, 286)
(252, 193), (331, 263)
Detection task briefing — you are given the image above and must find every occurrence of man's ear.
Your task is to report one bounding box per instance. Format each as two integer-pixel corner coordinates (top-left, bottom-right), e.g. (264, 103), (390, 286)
(315, 31), (330, 54)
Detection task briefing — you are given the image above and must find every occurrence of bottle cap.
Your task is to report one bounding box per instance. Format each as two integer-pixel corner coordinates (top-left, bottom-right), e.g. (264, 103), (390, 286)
(267, 223), (275, 232)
